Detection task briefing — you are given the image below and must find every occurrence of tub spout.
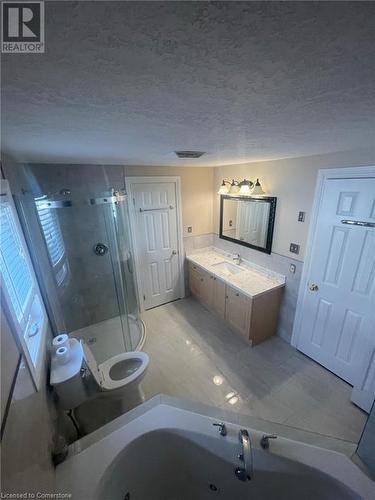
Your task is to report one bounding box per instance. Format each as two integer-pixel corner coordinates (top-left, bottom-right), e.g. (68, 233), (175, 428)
(212, 422), (227, 436)
(235, 429), (252, 481)
(260, 433), (277, 449)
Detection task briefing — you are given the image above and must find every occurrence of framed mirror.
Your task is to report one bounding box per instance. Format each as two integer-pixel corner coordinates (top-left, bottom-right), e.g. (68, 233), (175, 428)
(219, 195), (277, 254)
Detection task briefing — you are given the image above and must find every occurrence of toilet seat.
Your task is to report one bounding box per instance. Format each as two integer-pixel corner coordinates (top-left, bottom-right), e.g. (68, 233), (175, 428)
(81, 341), (149, 391)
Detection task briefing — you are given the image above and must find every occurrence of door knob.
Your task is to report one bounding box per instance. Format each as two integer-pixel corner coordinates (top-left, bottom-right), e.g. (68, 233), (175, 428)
(172, 250), (177, 255)
(309, 283), (319, 292)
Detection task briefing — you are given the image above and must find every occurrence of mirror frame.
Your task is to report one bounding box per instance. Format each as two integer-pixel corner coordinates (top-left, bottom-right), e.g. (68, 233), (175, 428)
(219, 195), (277, 254)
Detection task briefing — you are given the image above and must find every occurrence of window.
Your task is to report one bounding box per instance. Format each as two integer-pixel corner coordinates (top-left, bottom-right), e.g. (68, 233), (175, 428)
(0, 180), (47, 389)
(35, 197), (69, 287)
(35, 199), (65, 266)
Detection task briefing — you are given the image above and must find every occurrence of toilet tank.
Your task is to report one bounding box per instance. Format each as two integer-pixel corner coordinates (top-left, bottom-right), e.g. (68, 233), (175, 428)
(50, 338), (88, 410)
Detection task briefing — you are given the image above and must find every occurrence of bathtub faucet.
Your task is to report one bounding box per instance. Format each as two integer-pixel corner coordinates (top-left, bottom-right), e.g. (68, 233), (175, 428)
(212, 422), (227, 436)
(260, 433), (277, 449)
(235, 429), (253, 481)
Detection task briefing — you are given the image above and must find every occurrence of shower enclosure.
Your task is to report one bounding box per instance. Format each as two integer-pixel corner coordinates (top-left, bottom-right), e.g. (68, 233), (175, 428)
(13, 165), (145, 364)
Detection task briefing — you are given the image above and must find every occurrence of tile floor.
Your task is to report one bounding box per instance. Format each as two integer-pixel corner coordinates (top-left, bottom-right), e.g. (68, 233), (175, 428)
(72, 314), (142, 364)
(141, 297), (367, 443)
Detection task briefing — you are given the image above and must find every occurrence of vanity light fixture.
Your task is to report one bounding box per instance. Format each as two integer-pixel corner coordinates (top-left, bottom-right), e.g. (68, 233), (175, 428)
(218, 180), (230, 195)
(238, 179), (254, 195)
(218, 179), (240, 195)
(218, 178), (265, 196)
(229, 179), (240, 194)
(252, 178), (265, 195)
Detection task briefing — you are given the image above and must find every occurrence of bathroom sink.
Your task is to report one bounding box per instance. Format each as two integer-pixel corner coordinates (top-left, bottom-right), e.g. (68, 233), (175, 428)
(211, 261), (244, 276)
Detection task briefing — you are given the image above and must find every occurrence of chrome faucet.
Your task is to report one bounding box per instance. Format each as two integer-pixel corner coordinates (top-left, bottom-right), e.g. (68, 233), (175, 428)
(232, 253), (241, 265)
(235, 429), (253, 481)
(213, 422), (227, 436)
(260, 434), (277, 449)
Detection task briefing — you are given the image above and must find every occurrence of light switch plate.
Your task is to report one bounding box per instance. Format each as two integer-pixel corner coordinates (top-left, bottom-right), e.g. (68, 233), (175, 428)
(290, 243), (300, 254)
(298, 211), (305, 222)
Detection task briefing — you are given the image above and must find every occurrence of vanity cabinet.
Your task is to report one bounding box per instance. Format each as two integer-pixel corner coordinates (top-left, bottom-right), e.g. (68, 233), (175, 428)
(188, 262), (281, 346)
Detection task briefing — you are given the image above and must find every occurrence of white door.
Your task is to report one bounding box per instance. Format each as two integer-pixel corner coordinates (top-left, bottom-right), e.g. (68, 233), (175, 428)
(351, 352), (375, 412)
(130, 179), (182, 310)
(237, 201), (269, 247)
(297, 177), (375, 386)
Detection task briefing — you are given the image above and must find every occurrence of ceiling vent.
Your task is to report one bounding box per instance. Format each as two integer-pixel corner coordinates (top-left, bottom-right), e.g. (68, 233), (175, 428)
(175, 150), (205, 159)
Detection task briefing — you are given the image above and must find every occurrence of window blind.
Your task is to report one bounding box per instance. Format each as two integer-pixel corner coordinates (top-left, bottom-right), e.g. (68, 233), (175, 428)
(0, 202), (33, 322)
(35, 203), (65, 267)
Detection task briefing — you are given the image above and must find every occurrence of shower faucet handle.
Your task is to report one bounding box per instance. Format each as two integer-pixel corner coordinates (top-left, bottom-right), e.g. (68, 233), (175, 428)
(94, 243), (108, 256)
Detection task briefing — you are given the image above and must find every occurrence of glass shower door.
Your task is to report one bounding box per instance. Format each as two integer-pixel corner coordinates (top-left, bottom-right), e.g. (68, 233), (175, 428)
(111, 195), (143, 351)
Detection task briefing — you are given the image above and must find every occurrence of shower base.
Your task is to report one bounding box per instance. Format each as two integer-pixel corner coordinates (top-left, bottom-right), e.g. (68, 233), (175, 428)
(70, 314), (146, 365)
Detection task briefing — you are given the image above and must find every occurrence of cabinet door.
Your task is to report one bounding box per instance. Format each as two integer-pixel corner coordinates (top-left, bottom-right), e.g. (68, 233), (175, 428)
(200, 270), (213, 308)
(189, 265), (202, 298)
(212, 277), (226, 319)
(225, 286), (251, 340)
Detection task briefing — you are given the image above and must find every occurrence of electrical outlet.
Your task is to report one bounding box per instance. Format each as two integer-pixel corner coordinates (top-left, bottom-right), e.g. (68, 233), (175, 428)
(298, 211), (305, 222)
(187, 226), (193, 233)
(290, 243), (300, 254)
(289, 264), (296, 274)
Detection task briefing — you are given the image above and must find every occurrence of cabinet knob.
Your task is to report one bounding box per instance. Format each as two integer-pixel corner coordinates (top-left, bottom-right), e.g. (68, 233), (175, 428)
(213, 277), (216, 281)
(226, 295), (228, 299)
(236, 293), (240, 297)
(200, 278), (204, 282)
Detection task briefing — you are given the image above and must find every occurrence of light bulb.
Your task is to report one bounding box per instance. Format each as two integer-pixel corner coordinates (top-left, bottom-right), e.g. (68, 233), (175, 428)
(229, 180), (240, 194)
(218, 180), (229, 195)
(252, 178), (265, 195)
(239, 182), (251, 195)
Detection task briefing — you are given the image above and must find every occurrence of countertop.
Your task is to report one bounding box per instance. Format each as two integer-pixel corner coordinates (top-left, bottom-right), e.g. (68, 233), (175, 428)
(186, 248), (285, 299)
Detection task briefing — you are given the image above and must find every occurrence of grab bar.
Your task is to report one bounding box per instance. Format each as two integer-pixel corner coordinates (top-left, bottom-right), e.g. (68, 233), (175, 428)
(235, 429), (253, 481)
(139, 205), (174, 212)
(341, 220), (375, 228)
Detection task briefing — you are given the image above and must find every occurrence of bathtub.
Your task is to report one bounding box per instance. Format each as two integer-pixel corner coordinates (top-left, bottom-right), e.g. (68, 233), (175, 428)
(56, 397), (375, 499)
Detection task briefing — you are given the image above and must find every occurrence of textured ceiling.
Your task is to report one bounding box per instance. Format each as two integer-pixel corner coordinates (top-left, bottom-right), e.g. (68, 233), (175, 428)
(2, 1), (375, 166)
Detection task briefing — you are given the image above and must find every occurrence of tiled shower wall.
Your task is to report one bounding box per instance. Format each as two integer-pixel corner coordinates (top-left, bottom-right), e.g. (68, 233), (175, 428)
(22, 164), (127, 332)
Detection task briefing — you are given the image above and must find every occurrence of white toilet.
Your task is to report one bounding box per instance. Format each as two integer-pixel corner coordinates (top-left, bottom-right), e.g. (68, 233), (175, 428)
(81, 341), (149, 405)
(50, 338), (149, 432)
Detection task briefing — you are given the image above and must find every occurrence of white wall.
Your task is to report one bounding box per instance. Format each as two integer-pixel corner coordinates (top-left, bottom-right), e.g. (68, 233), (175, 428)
(213, 148), (375, 261)
(124, 166), (214, 238)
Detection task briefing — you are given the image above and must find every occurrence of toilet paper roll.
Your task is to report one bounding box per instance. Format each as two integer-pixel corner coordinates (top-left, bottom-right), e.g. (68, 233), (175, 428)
(53, 334), (69, 351)
(55, 346), (70, 365)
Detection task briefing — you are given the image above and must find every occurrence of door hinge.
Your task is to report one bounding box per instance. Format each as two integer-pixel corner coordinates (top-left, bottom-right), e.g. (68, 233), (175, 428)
(133, 198), (136, 207)
(143, 294), (146, 301)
